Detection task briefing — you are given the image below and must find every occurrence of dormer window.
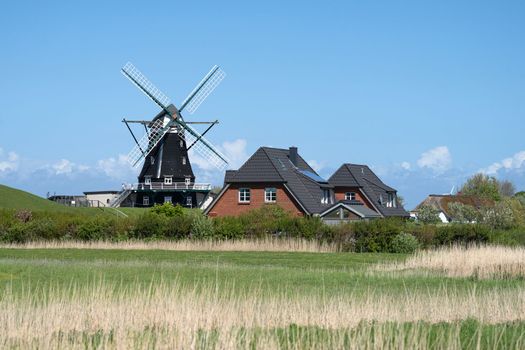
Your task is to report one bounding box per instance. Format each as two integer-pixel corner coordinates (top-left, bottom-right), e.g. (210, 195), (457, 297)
(345, 192), (356, 201)
(386, 192), (396, 208)
(321, 189), (333, 204)
(164, 177), (173, 185)
(144, 177), (151, 185)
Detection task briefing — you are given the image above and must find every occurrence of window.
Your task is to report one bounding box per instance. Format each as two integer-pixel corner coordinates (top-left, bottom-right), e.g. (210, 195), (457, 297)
(164, 177), (172, 185)
(144, 177), (151, 185)
(182, 156), (186, 165)
(143, 196), (150, 206)
(265, 188), (277, 202)
(164, 196), (172, 203)
(185, 177), (191, 185)
(387, 193), (396, 208)
(345, 192), (356, 201)
(321, 189), (332, 204)
(150, 156), (155, 165)
(180, 140), (184, 148)
(186, 196), (192, 207)
(106, 199), (110, 204)
(239, 188), (250, 203)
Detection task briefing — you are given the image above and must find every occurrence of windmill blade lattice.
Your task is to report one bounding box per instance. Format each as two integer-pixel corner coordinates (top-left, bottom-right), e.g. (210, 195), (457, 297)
(126, 118), (167, 166)
(180, 65), (226, 114)
(178, 123), (229, 171)
(122, 62), (171, 109)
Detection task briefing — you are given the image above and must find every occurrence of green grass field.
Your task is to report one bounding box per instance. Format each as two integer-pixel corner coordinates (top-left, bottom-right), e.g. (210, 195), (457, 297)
(2, 246), (525, 349)
(0, 184), (147, 217)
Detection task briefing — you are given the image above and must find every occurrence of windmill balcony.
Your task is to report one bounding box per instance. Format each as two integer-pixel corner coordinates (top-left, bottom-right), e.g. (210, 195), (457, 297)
(132, 182), (212, 191)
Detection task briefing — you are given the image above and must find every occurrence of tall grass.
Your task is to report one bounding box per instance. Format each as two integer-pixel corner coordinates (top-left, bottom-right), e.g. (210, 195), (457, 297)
(0, 238), (337, 253)
(1, 279), (525, 349)
(377, 245), (525, 279)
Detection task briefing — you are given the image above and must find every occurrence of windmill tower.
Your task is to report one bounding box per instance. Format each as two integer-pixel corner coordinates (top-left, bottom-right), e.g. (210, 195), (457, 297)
(111, 63), (229, 208)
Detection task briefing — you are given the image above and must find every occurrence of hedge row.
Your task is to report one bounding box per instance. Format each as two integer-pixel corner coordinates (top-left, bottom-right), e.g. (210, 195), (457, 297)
(0, 204), (523, 253)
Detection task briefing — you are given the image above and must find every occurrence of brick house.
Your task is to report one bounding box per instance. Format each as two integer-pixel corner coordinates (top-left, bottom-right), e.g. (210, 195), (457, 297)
(205, 146), (409, 223)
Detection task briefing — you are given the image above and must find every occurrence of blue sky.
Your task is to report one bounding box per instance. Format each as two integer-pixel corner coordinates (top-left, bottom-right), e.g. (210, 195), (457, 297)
(0, 0), (524, 209)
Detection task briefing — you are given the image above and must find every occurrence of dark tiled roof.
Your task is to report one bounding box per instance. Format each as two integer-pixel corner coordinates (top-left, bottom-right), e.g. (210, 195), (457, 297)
(224, 147), (334, 214)
(320, 201), (382, 219)
(328, 164), (409, 217)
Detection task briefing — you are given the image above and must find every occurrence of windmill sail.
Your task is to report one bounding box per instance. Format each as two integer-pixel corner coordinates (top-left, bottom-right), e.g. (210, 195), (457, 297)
(177, 122), (228, 170)
(179, 65), (226, 114)
(122, 62), (229, 170)
(122, 62), (171, 109)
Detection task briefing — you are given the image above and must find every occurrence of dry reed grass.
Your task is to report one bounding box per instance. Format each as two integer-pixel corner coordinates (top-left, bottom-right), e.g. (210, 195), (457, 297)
(1, 280), (524, 349)
(0, 238), (337, 253)
(376, 245), (525, 279)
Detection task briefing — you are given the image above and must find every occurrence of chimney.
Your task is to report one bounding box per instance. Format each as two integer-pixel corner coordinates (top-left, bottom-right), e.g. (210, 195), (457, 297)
(289, 146), (298, 167)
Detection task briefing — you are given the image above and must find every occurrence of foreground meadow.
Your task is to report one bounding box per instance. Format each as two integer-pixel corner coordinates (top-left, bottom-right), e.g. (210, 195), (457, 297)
(1, 242), (525, 349)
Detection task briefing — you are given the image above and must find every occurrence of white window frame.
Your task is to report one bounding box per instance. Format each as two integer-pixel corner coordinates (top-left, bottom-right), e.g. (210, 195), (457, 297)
(322, 189), (332, 204)
(186, 196), (193, 207)
(143, 196), (150, 206)
(265, 188), (277, 203)
(387, 193), (396, 208)
(144, 177), (151, 185)
(185, 177), (191, 185)
(238, 188), (250, 203)
(164, 177), (173, 185)
(164, 196), (172, 203)
(345, 192), (356, 201)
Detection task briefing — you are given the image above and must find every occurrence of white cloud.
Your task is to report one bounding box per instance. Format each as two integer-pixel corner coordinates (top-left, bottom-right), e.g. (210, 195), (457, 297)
(97, 154), (135, 180)
(0, 147), (20, 175)
(401, 161), (411, 170)
(417, 146), (452, 173)
(307, 159), (325, 172)
(481, 150), (525, 175)
(49, 159), (90, 176)
(190, 138), (249, 172)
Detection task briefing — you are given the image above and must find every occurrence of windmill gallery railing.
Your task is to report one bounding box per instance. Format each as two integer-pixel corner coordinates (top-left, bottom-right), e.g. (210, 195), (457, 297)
(132, 182), (212, 191)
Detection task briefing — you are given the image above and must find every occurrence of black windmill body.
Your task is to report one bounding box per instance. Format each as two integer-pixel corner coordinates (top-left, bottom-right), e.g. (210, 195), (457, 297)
(112, 63), (229, 208)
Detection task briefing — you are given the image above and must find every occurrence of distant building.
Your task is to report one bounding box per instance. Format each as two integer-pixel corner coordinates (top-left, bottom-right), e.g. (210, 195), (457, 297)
(83, 191), (119, 207)
(205, 146), (408, 223)
(412, 194), (492, 223)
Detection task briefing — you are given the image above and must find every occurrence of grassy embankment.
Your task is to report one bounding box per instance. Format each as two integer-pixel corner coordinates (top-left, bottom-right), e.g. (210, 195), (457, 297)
(0, 184), (146, 217)
(2, 245), (525, 348)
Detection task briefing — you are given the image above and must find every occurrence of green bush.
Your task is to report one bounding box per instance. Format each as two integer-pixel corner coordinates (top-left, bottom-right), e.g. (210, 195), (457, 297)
(191, 214), (215, 239)
(133, 212), (169, 239)
(353, 218), (403, 252)
(390, 232), (420, 254)
(149, 202), (184, 217)
(434, 224), (490, 246)
(76, 217), (116, 241)
(213, 216), (245, 239)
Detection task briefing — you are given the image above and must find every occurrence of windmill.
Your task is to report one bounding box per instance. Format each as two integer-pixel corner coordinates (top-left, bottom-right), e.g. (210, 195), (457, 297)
(111, 62), (229, 208)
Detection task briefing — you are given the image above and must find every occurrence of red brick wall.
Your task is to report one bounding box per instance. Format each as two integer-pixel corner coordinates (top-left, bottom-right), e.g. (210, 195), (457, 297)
(208, 183), (305, 217)
(333, 187), (376, 211)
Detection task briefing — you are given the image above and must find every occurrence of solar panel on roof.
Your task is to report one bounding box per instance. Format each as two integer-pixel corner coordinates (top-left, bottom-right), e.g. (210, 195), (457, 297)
(299, 170), (328, 183)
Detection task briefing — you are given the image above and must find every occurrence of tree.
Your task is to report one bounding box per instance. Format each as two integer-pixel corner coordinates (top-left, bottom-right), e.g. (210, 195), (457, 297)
(417, 204), (440, 224)
(447, 202), (480, 223)
(460, 173), (501, 201)
(499, 180), (516, 197)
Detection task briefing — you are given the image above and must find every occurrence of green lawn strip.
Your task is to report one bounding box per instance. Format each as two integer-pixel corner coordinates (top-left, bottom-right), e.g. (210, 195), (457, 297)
(1, 248), (523, 297)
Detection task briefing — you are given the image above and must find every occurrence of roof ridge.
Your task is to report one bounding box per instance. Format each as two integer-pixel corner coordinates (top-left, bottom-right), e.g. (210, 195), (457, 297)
(344, 164), (363, 187)
(261, 148), (286, 182)
(363, 177), (392, 191)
